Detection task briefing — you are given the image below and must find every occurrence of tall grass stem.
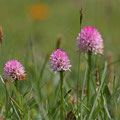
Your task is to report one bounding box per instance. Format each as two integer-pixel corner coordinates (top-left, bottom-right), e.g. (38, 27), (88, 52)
(5, 87), (8, 118)
(77, 53), (81, 118)
(80, 65), (87, 119)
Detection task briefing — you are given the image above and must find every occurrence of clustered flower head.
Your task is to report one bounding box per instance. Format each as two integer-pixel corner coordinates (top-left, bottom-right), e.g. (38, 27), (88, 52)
(4, 60), (26, 81)
(50, 49), (71, 72)
(77, 26), (104, 54)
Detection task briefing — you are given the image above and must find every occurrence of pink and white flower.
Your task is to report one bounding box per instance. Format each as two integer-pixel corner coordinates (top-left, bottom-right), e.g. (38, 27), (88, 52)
(4, 60), (26, 81)
(50, 49), (71, 72)
(77, 26), (104, 54)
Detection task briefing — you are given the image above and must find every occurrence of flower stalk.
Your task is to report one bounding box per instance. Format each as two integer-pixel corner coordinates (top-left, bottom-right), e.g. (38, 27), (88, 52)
(87, 51), (92, 105)
(14, 79), (23, 110)
(50, 49), (71, 119)
(60, 71), (64, 120)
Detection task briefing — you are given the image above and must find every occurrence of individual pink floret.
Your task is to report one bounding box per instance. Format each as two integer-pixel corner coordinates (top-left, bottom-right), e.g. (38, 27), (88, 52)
(50, 49), (71, 72)
(77, 26), (104, 54)
(4, 60), (26, 81)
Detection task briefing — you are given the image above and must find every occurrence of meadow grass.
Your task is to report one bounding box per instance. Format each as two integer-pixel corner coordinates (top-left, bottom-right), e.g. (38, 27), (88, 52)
(0, 35), (120, 119)
(0, 0), (120, 120)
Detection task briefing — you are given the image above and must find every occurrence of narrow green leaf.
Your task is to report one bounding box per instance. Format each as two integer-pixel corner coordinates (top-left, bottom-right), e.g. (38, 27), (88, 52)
(103, 96), (112, 120)
(88, 62), (108, 120)
(81, 65), (87, 119)
(9, 97), (24, 113)
(11, 100), (21, 120)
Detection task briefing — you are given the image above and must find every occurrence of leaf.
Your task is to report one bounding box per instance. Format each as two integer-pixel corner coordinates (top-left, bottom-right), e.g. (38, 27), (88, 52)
(88, 62), (108, 120)
(103, 96), (112, 120)
(103, 85), (111, 101)
(28, 103), (37, 111)
(9, 97), (24, 113)
(11, 100), (21, 120)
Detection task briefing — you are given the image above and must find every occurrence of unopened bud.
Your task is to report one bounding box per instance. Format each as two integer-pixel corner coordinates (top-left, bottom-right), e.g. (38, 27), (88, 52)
(56, 35), (62, 49)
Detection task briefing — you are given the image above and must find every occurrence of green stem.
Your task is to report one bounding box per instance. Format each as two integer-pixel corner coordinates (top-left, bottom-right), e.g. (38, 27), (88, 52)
(87, 51), (92, 105)
(77, 53), (80, 119)
(15, 80), (18, 92)
(60, 71), (64, 120)
(14, 80), (23, 111)
(5, 87), (8, 118)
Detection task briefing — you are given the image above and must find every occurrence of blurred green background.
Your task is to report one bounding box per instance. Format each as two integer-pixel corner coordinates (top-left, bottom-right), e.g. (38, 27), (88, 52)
(0, 0), (120, 57)
(0, 0), (120, 102)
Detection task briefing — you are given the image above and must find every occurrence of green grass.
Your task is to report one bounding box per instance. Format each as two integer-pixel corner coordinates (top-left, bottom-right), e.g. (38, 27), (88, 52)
(0, 0), (120, 119)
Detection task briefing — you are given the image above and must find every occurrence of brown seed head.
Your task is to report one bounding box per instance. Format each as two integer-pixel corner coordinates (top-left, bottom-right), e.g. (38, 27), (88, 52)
(108, 53), (113, 92)
(95, 68), (99, 87)
(56, 35), (62, 49)
(108, 53), (113, 83)
(80, 8), (83, 28)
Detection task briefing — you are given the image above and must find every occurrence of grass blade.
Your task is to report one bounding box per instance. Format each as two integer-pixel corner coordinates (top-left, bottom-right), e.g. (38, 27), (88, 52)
(88, 62), (108, 120)
(11, 100), (21, 120)
(80, 65), (87, 119)
(103, 96), (111, 120)
(9, 97), (24, 112)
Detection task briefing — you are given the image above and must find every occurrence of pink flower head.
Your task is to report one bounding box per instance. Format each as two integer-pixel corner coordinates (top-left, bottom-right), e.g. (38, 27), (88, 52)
(4, 60), (26, 81)
(50, 49), (71, 72)
(77, 26), (104, 54)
